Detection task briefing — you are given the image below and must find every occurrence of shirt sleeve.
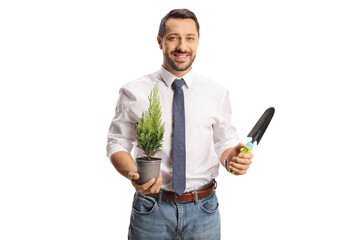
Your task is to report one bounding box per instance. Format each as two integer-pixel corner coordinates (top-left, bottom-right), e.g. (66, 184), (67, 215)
(106, 87), (138, 159)
(213, 90), (239, 158)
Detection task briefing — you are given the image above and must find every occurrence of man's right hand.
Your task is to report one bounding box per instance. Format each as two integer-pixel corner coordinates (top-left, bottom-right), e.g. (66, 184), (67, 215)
(128, 172), (162, 195)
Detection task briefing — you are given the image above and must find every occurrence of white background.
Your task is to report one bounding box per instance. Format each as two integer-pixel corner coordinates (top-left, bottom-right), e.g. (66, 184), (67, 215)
(1, 0), (359, 239)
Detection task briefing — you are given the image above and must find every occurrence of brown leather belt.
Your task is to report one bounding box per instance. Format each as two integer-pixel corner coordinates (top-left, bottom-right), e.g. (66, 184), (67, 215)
(147, 179), (217, 203)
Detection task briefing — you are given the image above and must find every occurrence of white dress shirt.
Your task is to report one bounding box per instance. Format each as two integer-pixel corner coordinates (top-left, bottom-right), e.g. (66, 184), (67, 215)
(107, 66), (239, 192)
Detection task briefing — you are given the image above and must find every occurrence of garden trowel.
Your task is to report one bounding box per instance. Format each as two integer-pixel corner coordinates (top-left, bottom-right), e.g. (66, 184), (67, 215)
(229, 107), (275, 174)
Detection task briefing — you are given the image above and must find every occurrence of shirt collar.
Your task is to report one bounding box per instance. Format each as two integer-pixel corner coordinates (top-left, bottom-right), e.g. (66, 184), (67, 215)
(159, 65), (194, 88)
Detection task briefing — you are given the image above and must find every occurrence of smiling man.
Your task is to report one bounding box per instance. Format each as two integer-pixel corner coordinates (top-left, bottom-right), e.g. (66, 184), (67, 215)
(107, 9), (253, 240)
(159, 17), (198, 73)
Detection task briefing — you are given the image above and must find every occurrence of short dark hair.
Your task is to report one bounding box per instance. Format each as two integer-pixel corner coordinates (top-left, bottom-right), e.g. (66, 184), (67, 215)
(158, 9), (200, 38)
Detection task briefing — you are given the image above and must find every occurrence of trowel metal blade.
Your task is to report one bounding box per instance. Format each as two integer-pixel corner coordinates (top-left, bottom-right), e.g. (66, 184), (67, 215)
(247, 107), (275, 145)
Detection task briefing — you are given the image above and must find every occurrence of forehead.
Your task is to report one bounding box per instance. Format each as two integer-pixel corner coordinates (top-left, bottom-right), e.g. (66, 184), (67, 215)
(164, 18), (198, 36)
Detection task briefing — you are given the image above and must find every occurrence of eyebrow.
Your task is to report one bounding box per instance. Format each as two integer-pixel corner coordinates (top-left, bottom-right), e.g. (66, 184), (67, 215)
(167, 33), (196, 37)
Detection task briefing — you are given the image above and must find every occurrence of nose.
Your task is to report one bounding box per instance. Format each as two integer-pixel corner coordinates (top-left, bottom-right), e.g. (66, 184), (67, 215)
(175, 39), (187, 52)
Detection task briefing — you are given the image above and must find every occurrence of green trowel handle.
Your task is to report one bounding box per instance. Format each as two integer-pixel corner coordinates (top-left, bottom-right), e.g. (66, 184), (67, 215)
(240, 142), (253, 153)
(229, 141), (254, 174)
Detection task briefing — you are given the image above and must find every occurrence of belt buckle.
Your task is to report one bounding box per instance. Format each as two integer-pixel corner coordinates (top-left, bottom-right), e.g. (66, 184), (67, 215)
(174, 193), (179, 203)
(213, 179), (217, 189)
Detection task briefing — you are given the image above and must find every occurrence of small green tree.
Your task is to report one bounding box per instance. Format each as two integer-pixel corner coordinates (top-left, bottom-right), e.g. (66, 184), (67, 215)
(136, 83), (165, 159)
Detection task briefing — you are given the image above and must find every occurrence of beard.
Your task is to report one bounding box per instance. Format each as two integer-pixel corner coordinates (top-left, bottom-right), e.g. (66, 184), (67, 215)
(164, 51), (196, 72)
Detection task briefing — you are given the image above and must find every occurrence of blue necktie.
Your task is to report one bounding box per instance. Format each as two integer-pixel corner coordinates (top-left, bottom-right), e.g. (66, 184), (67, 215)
(172, 79), (186, 195)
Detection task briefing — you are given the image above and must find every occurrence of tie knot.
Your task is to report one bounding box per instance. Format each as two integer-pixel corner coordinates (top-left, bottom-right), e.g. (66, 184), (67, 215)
(172, 79), (185, 89)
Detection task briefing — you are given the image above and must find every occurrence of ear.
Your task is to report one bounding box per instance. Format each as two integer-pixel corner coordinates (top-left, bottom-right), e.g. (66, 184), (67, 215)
(157, 36), (163, 50)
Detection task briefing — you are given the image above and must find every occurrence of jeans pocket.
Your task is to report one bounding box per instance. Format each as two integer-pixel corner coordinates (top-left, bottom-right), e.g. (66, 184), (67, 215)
(132, 193), (158, 215)
(199, 192), (219, 214)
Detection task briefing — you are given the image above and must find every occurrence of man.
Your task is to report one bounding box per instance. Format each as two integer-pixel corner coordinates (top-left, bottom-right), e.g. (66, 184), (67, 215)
(107, 9), (253, 240)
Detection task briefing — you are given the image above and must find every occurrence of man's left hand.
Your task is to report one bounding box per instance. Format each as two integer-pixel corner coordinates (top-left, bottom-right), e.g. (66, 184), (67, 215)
(226, 142), (253, 175)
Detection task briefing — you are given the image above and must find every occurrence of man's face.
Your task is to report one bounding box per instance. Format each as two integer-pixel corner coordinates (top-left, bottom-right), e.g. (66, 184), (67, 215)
(157, 18), (199, 75)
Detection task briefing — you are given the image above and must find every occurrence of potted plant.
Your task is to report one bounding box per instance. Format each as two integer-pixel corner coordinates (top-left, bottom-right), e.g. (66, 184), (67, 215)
(136, 82), (165, 184)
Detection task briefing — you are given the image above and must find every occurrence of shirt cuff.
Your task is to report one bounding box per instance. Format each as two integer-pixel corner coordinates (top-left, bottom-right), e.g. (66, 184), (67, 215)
(215, 138), (239, 159)
(106, 145), (131, 159)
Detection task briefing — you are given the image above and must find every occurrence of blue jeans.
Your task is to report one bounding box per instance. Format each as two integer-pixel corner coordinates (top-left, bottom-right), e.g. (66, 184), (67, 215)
(128, 186), (220, 240)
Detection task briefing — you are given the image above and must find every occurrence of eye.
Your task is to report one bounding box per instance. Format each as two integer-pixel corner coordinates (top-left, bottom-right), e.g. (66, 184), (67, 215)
(168, 36), (177, 40)
(187, 37), (195, 41)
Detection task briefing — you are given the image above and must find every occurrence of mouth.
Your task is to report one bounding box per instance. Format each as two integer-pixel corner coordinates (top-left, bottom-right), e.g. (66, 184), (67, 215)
(172, 52), (190, 62)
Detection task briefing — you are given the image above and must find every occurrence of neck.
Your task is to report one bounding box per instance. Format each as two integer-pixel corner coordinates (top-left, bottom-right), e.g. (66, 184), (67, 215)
(162, 64), (192, 78)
